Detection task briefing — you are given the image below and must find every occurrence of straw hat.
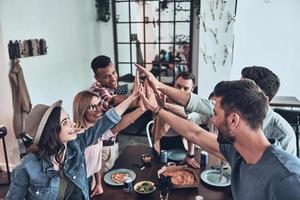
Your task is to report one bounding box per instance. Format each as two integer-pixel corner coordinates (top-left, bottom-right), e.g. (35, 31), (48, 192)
(25, 100), (62, 144)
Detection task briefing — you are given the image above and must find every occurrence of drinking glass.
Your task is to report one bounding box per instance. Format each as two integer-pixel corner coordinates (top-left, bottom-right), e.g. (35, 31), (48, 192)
(160, 189), (169, 200)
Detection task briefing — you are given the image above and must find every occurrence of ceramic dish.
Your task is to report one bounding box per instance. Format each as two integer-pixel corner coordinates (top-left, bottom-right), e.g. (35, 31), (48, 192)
(167, 149), (187, 162)
(134, 181), (156, 195)
(200, 169), (231, 187)
(104, 168), (136, 186)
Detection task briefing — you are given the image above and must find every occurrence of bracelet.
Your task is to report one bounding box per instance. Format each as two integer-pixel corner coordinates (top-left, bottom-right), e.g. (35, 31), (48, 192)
(187, 154), (195, 158)
(152, 106), (162, 116)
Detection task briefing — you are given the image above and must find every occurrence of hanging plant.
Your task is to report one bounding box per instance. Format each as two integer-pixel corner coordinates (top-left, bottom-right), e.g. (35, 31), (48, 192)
(95, 0), (110, 22)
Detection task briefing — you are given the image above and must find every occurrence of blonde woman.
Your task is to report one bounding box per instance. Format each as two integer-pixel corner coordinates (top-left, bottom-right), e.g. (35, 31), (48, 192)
(73, 77), (146, 196)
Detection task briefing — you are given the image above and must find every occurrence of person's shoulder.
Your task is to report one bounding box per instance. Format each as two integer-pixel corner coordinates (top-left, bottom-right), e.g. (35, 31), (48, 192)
(14, 153), (39, 171)
(269, 146), (300, 174)
(21, 153), (38, 162)
(266, 109), (294, 135)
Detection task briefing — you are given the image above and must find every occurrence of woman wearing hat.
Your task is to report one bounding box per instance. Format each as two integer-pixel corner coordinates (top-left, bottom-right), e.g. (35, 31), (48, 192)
(6, 84), (142, 199)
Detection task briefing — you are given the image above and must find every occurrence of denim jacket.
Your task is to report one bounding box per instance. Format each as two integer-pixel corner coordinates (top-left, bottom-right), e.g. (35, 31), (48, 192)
(6, 108), (121, 200)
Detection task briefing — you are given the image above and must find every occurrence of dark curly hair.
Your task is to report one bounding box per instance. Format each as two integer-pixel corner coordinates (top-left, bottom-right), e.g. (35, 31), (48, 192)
(241, 66), (280, 101)
(91, 55), (112, 75)
(176, 71), (196, 85)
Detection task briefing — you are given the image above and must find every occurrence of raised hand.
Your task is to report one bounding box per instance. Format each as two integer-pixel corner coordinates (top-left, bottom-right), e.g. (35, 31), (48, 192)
(135, 64), (160, 93)
(155, 92), (166, 108)
(131, 69), (142, 99)
(98, 88), (113, 102)
(90, 81), (102, 93)
(145, 80), (159, 109)
(140, 81), (159, 112)
(137, 94), (147, 112)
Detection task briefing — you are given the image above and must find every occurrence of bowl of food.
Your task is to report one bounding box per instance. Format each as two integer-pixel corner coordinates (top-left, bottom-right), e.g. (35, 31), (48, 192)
(141, 154), (152, 165)
(134, 181), (156, 195)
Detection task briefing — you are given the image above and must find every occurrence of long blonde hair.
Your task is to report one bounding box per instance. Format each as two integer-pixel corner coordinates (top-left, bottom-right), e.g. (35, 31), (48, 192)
(73, 90), (99, 129)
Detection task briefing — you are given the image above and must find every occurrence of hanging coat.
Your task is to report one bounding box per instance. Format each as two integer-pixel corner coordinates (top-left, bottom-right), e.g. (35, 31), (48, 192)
(9, 59), (31, 137)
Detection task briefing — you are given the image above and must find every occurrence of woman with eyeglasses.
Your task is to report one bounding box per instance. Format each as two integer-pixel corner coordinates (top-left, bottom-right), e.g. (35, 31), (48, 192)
(72, 89), (146, 196)
(6, 84), (142, 200)
(73, 90), (146, 196)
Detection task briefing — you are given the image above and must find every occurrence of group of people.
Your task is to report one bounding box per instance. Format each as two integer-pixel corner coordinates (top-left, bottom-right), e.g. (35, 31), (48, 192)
(6, 54), (300, 199)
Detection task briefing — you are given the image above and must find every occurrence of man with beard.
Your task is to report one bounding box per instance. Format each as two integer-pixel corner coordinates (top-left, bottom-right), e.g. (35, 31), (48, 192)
(135, 65), (296, 155)
(140, 78), (300, 200)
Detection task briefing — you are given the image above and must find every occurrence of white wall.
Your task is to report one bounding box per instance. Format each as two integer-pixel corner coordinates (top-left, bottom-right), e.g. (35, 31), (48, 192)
(197, 0), (237, 98)
(232, 0), (300, 100)
(0, 0), (104, 167)
(0, 21), (20, 169)
(0, 0), (97, 114)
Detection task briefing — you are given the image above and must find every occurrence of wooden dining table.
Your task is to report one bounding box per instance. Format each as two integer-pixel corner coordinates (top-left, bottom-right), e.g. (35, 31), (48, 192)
(270, 96), (300, 109)
(93, 145), (233, 200)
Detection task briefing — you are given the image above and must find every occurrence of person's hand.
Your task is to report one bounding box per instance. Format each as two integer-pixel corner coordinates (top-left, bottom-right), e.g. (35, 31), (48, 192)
(155, 92), (166, 108)
(90, 82), (102, 93)
(137, 94), (147, 112)
(98, 88), (113, 102)
(145, 80), (158, 109)
(132, 69), (141, 95)
(98, 99), (110, 113)
(91, 184), (104, 197)
(140, 82), (158, 112)
(135, 64), (160, 93)
(184, 157), (200, 169)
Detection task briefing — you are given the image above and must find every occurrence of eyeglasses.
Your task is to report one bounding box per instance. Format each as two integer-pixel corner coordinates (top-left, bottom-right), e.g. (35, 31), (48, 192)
(60, 115), (72, 127)
(87, 101), (103, 112)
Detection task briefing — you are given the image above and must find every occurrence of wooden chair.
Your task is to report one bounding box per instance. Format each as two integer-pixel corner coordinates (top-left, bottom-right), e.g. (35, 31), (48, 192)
(146, 120), (154, 148)
(0, 126), (10, 185)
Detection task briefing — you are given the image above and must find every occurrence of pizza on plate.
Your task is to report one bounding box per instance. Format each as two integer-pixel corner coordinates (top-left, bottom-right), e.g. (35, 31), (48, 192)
(163, 169), (195, 185)
(111, 172), (130, 184)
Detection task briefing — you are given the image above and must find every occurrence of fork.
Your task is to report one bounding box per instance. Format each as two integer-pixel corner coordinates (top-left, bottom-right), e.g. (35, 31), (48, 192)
(218, 161), (226, 182)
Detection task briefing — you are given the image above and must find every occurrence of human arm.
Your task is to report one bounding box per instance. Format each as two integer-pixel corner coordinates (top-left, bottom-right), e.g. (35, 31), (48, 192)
(91, 172), (103, 196)
(163, 102), (188, 118)
(140, 91), (225, 160)
(184, 141), (200, 168)
(110, 95), (129, 106)
(158, 109), (225, 160)
(111, 97), (147, 134)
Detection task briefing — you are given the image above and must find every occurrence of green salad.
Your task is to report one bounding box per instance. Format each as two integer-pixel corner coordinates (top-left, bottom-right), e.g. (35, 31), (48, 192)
(137, 182), (155, 193)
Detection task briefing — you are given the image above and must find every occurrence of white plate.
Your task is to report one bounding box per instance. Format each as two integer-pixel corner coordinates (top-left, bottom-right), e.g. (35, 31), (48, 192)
(104, 168), (136, 186)
(200, 169), (231, 187)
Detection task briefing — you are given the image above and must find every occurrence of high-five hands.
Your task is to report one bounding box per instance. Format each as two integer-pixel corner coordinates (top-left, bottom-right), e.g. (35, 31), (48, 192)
(140, 80), (160, 112)
(131, 68), (143, 99)
(135, 64), (161, 94)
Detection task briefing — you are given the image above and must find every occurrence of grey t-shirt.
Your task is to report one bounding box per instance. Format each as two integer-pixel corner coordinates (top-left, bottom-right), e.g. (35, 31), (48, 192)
(220, 143), (300, 200)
